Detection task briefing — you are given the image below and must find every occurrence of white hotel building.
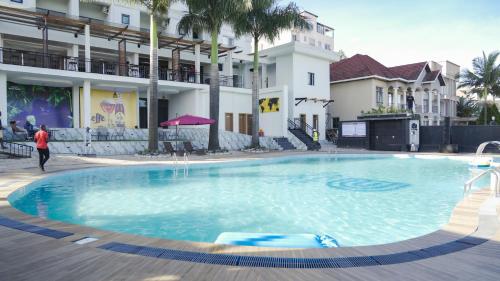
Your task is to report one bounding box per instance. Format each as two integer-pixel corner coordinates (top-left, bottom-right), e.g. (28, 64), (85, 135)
(0, 0), (338, 149)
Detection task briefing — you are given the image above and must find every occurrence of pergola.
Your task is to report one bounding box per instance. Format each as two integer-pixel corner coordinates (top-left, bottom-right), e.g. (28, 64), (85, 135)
(0, 5), (233, 55)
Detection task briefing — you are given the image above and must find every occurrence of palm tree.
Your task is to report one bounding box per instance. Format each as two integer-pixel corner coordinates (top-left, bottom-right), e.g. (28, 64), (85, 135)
(233, 0), (308, 147)
(458, 51), (500, 125)
(178, 0), (242, 151)
(128, 0), (173, 152)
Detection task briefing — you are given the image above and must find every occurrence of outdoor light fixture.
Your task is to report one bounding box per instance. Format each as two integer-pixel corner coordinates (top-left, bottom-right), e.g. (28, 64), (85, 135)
(74, 33), (78, 38)
(113, 92), (118, 99)
(137, 43), (141, 48)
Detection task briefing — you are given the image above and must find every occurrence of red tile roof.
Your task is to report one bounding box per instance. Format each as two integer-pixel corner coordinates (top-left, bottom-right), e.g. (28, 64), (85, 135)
(423, 70), (440, 82)
(330, 54), (428, 82)
(388, 62), (428, 80)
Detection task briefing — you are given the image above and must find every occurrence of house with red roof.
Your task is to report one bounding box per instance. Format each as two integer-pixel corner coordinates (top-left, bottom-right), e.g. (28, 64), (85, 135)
(328, 54), (459, 125)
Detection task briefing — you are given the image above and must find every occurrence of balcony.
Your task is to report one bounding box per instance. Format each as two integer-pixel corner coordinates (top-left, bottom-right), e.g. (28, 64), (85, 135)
(0, 48), (246, 88)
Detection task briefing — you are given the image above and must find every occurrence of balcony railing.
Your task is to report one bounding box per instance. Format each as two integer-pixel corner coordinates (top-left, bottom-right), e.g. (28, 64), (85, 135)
(0, 47), (248, 88)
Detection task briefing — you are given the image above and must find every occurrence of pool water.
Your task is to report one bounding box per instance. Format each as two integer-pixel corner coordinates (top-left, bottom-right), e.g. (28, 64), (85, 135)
(9, 155), (488, 247)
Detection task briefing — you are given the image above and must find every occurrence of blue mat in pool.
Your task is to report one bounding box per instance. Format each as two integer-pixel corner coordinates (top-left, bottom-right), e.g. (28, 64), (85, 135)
(214, 232), (339, 248)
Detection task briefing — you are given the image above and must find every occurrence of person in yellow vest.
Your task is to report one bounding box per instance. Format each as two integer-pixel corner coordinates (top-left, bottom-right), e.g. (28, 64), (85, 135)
(313, 129), (319, 143)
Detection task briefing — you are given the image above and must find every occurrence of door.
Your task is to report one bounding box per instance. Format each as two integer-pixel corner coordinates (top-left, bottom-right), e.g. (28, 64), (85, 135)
(158, 99), (169, 127)
(369, 120), (403, 151)
(300, 114), (306, 131)
(225, 113), (233, 132)
(313, 115), (319, 130)
(139, 98), (147, 128)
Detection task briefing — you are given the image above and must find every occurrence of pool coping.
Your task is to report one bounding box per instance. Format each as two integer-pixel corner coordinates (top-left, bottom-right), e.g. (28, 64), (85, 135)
(0, 152), (496, 267)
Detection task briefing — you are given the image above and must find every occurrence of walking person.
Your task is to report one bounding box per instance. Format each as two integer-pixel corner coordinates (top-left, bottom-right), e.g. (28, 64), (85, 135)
(34, 125), (50, 171)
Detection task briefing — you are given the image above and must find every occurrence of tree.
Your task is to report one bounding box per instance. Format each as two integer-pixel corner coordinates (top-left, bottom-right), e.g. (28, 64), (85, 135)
(477, 102), (500, 125)
(232, 0), (308, 147)
(129, 0), (173, 152)
(458, 51), (500, 125)
(178, 0), (242, 151)
(456, 94), (478, 118)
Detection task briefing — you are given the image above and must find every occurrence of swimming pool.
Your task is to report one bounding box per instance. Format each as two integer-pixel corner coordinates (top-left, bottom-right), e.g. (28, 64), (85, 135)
(8, 155), (488, 247)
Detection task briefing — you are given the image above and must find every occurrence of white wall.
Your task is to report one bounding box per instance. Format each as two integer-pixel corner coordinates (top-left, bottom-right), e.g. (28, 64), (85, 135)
(107, 4), (141, 28)
(259, 86), (288, 137)
(36, 0), (68, 13)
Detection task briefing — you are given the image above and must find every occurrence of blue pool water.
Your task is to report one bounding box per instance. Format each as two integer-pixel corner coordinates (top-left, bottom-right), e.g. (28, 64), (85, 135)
(8, 155), (489, 247)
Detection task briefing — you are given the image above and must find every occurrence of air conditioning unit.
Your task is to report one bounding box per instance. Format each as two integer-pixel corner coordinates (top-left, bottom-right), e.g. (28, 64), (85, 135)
(102, 6), (109, 15)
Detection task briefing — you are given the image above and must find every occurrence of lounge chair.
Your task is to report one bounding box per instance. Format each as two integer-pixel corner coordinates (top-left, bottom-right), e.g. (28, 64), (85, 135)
(163, 142), (185, 156)
(183, 141), (206, 155)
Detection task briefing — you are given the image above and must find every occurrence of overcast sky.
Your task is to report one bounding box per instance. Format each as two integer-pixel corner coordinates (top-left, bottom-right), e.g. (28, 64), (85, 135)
(292, 0), (500, 70)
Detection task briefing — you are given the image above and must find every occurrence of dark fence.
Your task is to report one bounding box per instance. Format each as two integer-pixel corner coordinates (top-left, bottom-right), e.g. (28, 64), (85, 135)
(419, 126), (443, 152)
(451, 126), (500, 153)
(420, 125), (500, 153)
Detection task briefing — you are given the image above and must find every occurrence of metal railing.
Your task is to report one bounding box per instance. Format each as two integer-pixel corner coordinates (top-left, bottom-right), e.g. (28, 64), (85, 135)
(288, 118), (317, 139)
(464, 168), (500, 196)
(0, 47), (249, 88)
(1, 141), (34, 158)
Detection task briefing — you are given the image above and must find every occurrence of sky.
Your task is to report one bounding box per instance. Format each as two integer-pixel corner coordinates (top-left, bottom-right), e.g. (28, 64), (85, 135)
(293, 0), (500, 70)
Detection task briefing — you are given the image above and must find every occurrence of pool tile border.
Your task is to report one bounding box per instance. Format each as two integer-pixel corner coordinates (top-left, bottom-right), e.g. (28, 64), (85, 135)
(0, 214), (487, 269)
(92, 237), (487, 269)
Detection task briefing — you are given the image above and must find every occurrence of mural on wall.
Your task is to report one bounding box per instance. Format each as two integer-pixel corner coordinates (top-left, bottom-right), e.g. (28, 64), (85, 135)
(259, 97), (280, 113)
(7, 82), (73, 128)
(80, 89), (137, 128)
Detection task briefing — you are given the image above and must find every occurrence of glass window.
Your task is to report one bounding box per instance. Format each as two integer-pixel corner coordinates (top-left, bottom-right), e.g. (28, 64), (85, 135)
(376, 87), (384, 106)
(121, 14), (130, 25)
(11, 0), (23, 3)
(308, 73), (315, 86)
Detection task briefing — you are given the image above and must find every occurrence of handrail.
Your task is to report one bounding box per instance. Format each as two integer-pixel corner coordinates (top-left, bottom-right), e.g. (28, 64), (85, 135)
(288, 118), (318, 138)
(464, 168), (500, 196)
(475, 141), (500, 156)
(1, 141), (34, 158)
(0, 47), (249, 88)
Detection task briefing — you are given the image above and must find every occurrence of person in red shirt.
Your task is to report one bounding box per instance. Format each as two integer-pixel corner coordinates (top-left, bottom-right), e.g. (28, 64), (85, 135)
(34, 124), (50, 171)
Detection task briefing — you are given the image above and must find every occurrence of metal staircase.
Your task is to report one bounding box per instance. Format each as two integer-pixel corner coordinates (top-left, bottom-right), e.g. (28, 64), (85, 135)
(273, 137), (296, 150)
(0, 141), (34, 158)
(288, 119), (321, 151)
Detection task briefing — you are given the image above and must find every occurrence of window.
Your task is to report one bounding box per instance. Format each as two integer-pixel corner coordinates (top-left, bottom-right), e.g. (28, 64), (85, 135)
(376, 87), (384, 106)
(10, 0), (23, 3)
(121, 14), (130, 25)
(225, 113), (233, 132)
(218, 64), (223, 71)
(308, 72), (315, 86)
(325, 44), (331, 51)
(317, 24), (325, 35)
(388, 93), (394, 107)
(239, 114), (252, 135)
(292, 34), (298, 42)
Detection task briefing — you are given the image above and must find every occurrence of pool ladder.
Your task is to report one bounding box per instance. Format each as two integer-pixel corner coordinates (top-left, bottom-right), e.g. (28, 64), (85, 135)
(464, 167), (500, 197)
(173, 152), (189, 176)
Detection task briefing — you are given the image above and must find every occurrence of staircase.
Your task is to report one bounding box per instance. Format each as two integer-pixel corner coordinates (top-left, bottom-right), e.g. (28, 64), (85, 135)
(0, 141), (34, 158)
(273, 137), (296, 150)
(288, 119), (321, 151)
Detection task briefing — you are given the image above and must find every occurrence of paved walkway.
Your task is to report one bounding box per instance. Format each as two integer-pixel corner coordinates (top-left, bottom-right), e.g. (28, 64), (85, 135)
(1, 152), (499, 280)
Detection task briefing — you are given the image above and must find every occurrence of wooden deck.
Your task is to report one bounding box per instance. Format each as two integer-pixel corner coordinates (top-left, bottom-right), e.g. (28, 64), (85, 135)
(1, 153), (500, 280)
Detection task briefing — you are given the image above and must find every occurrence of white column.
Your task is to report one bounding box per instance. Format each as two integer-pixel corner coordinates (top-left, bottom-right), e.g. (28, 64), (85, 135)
(261, 63), (268, 89)
(72, 85), (80, 128)
(68, 0), (79, 17)
(437, 90), (441, 125)
(282, 85), (289, 137)
(225, 51), (233, 86)
(403, 89), (407, 111)
(132, 53), (139, 65)
(84, 25), (91, 73)
(83, 80), (91, 128)
(0, 72), (7, 126)
(393, 87), (398, 108)
(420, 91), (424, 113)
(428, 91), (433, 114)
(194, 44), (201, 84)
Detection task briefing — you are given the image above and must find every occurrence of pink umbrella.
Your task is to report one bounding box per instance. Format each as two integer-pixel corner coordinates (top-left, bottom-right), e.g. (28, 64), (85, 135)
(160, 115), (215, 127)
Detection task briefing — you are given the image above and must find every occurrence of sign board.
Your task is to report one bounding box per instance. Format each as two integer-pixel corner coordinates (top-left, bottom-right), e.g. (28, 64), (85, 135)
(342, 122), (366, 137)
